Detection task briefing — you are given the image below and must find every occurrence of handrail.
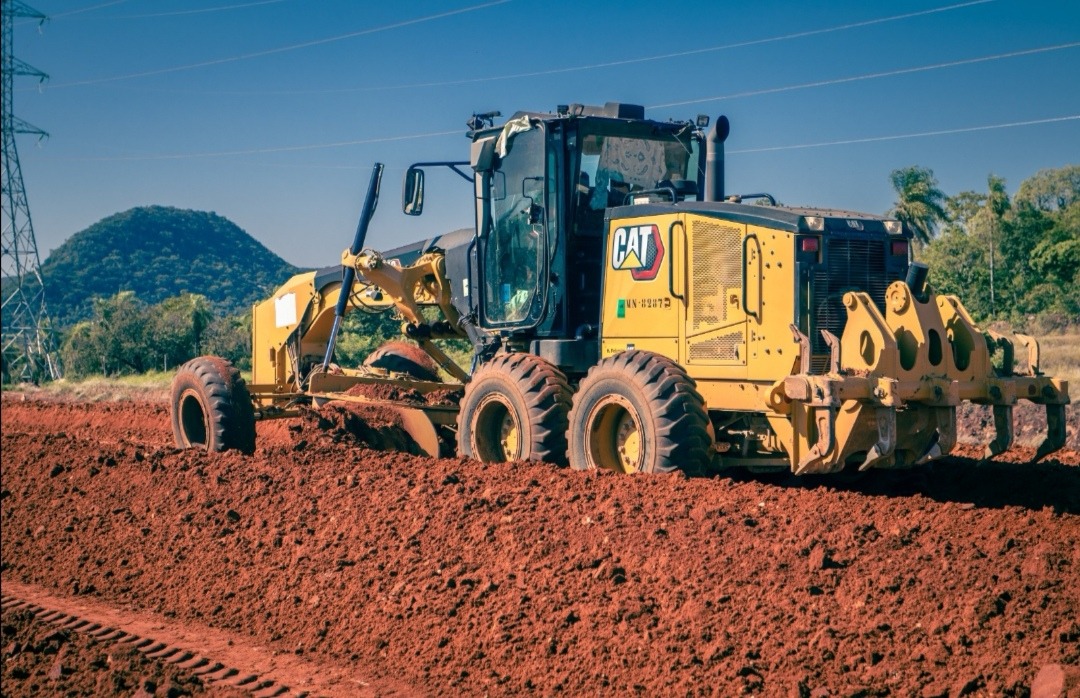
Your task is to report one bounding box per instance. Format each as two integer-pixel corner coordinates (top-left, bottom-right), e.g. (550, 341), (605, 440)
(668, 220), (686, 302)
(742, 233), (761, 320)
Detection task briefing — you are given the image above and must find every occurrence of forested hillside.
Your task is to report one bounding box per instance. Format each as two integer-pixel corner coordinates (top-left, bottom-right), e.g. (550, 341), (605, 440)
(39, 206), (299, 325)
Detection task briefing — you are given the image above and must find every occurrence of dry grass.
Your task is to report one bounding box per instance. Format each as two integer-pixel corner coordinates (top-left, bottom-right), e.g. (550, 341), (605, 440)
(3, 371), (173, 403)
(1038, 333), (1080, 385)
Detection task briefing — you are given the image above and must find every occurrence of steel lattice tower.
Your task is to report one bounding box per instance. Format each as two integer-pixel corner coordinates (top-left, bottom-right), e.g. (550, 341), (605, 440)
(2, 0), (60, 382)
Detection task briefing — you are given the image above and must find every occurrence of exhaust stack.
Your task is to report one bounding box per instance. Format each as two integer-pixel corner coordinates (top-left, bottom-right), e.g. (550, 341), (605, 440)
(704, 115), (730, 202)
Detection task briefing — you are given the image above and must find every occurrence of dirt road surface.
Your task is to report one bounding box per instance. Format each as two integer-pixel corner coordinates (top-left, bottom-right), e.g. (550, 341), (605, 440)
(2, 396), (1077, 696)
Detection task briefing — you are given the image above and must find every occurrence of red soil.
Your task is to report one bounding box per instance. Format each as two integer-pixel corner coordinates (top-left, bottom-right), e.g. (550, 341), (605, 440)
(2, 396), (1078, 697)
(345, 382), (426, 404)
(1, 604), (245, 697)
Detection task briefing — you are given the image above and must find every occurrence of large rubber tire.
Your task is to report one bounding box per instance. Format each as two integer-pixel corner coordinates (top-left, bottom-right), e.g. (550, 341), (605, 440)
(363, 341), (440, 382)
(170, 356), (256, 454)
(457, 353), (572, 465)
(568, 350), (712, 474)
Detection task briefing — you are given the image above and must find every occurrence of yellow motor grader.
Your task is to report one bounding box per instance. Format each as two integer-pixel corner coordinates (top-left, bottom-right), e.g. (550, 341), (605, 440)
(170, 103), (1069, 474)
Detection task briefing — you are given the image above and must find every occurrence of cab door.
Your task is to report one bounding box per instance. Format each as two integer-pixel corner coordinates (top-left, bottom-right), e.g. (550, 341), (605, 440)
(479, 125), (547, 329)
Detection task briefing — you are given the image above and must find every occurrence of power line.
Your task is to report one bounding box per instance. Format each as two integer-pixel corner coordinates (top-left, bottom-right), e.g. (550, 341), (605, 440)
(729, 115), (1080, 154)
(648, 42), (1080, 109)
(47, 0), (128, 18)
(35, 38), (1074, 163)
(44, 115), (1079, 164)
(32, 0), (988, 93)
(43, 0), (512, 88)
(117, 0), (996, 96)
(51, 129), (464, 161)
(385, 0), (995, 92)
(14, 0), (124, 24)
(114, 0), (290, 19)
(19, 0), (287, 24)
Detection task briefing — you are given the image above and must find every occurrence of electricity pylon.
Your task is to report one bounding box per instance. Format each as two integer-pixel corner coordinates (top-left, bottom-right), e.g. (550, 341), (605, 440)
(2, 0), (61, 382)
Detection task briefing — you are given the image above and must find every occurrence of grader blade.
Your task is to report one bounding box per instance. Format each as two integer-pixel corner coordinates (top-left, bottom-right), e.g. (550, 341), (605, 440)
(306, 370), (459, 458)
(309, 395), (445, 458)
(394, 406), (442, 458)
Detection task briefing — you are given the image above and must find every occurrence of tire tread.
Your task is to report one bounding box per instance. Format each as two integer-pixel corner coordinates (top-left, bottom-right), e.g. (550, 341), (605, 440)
(570, 350), (711, 474)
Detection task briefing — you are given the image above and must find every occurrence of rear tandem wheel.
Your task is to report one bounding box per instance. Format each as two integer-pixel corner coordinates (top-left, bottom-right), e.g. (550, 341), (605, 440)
(568, 350), (712, 474)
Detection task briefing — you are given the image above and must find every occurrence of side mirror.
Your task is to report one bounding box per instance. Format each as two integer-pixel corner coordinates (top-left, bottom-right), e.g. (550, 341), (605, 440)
(402, 166), (424, 216)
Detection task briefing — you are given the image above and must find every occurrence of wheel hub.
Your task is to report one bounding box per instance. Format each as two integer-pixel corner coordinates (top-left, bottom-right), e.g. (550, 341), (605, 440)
(471, 394), (521, 462)
(586, 396), (643, 474)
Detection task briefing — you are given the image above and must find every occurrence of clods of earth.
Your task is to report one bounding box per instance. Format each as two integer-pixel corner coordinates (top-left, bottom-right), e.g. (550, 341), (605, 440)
(2, 396), (1078, 696)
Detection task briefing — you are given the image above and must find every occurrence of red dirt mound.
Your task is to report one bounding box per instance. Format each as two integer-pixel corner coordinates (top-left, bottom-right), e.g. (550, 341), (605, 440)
(345, 382), (426, 404)
(2, 396), (1078, 697)
(297, 402), (422, 454)
(958, 401), (1080, 451)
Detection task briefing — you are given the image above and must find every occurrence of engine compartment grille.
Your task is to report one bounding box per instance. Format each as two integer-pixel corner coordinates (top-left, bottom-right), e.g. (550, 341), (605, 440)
(809, 236), (902, 371)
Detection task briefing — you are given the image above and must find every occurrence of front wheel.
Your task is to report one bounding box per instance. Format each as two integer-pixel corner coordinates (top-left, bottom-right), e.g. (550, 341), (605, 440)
(363, 341), (440, 382)
(568, 350), (711, 474)
(457, 353), (572, 464)
(170, 356), (256, 454)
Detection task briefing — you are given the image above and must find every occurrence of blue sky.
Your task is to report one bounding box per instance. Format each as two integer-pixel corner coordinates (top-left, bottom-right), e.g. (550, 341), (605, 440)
(10, 0), (1080, 268)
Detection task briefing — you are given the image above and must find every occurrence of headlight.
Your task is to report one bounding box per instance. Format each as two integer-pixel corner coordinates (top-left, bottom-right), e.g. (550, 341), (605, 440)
(804, 216), (825, 231)
(884, 220), (903, 235)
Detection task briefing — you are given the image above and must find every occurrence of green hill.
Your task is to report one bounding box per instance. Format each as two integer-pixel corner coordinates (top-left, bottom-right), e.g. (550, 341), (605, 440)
(39, 206), (300, 325)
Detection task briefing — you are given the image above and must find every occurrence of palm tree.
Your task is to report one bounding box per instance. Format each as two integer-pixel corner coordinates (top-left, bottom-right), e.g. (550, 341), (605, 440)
(983, 174), (1010, 316)
(888, 166), (949, 246)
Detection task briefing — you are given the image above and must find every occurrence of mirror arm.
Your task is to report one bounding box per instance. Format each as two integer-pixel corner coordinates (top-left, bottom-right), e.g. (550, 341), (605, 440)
(449, 164), (474, 183)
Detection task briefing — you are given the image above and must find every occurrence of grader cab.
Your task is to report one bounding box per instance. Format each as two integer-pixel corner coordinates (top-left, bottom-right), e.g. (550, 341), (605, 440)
(170, 103), (1069, 474)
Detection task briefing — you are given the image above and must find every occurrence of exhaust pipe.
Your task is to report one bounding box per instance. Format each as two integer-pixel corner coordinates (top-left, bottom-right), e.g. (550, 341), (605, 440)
(704, 115), (730, 202)
(906, 262), (929, 298)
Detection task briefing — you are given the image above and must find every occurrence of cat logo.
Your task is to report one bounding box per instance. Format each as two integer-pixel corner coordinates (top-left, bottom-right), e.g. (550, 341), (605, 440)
(610, 224), (664, 281)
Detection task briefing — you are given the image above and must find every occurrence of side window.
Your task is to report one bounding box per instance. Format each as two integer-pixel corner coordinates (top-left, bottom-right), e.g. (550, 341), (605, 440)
(485, 127), (545, 324)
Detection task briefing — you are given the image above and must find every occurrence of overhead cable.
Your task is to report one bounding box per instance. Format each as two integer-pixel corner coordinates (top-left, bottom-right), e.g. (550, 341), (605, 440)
(648, 42), (1080, 109)
(49, 116), (1078, 163)
(43, 0), (512, 88)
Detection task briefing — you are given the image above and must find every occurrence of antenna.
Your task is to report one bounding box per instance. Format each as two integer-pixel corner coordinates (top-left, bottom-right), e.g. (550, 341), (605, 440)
(2, 0), (61, 383)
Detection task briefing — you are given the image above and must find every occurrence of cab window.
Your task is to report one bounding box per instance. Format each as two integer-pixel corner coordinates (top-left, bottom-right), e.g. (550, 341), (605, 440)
(485, 126), (545, 324)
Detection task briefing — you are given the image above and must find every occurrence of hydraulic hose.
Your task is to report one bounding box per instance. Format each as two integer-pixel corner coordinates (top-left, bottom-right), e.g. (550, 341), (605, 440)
(322, 163), (384, 372)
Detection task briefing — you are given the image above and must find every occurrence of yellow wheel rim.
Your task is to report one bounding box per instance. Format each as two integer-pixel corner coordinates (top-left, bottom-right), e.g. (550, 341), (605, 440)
(499, 410), (519, 459)
(585, 396), (643, 474)
(471, 393), (521, 462)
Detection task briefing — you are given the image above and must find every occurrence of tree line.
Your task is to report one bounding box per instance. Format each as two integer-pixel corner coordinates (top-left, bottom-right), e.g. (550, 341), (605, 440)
(890, 164), (1077, 331)
(10, 164), (1077, 382)
(54, 290), (407, 380)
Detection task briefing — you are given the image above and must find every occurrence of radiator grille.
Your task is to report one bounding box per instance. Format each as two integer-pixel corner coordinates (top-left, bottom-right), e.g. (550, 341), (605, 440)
(690, 220), (742, 333)
(809, 237), (901, 367)
(689, 332), (742, 362)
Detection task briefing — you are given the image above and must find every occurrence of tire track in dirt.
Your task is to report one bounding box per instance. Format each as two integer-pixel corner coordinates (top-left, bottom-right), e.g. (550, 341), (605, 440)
(1, 581), (407, 697)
